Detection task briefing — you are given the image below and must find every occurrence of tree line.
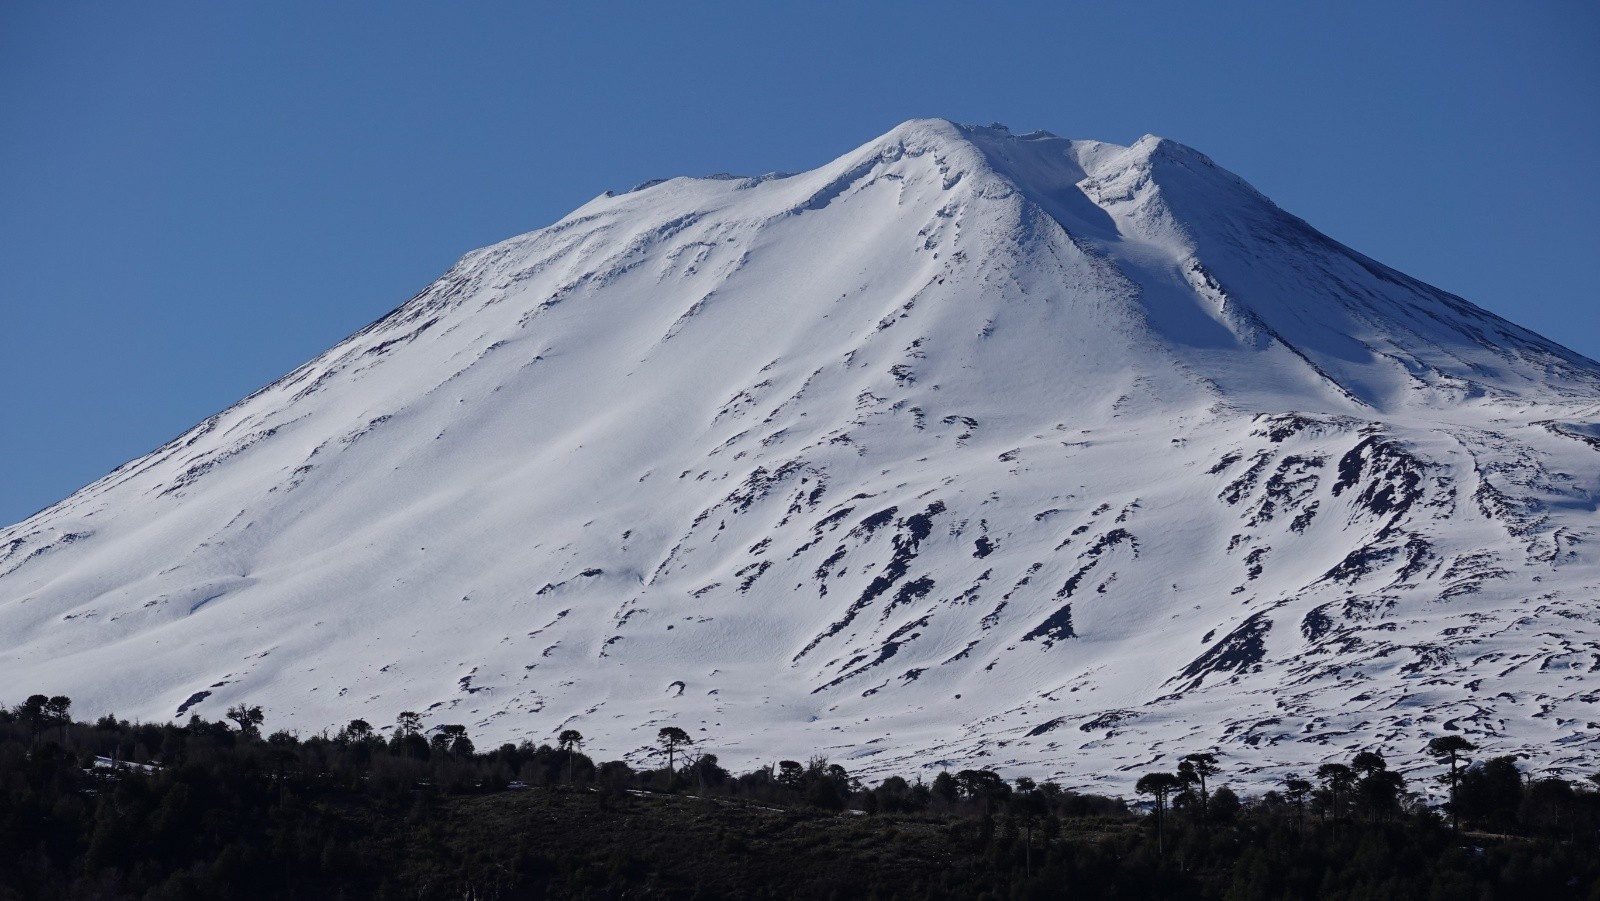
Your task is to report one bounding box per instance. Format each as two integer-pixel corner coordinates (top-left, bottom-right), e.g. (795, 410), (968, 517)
(3, 694), (1597, 899)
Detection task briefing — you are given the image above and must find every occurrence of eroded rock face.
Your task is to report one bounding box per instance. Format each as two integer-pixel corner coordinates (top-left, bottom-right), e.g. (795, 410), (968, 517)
(2, 119), (1597, 789)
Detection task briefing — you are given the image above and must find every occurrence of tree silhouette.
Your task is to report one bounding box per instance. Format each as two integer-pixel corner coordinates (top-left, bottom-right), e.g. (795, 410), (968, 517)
(225, 703), (264, 738)
(656, 726), (691, 788)
(387, 712), (429, 759)
(1013, 779), (1047, 877)
(1351, 750), (1386, 777)
(685, 752), (729, 795)
(1284, 776), (1312, 837)
(1351, 751), (1405, 820)
(1316, 762), (1355, 833)
(19, 695), (49, 743)
(777, 760), (806, 791)
(432, 724), (471, 756)
(0, 692), (1595, 897)
(1180, 752), (1220, 827)
(1209, 785), (1241, 824)
(954, 769), (1009, 816)
(559, 729), (584, 784)
(1135, 771), (1182, 857)
(1427, 735), (1477, 831)
(806, 761), (850, 810)
(1456, 754), (1522, 830)
(266, 730), (299, 792)
(45, 696), (71, 743)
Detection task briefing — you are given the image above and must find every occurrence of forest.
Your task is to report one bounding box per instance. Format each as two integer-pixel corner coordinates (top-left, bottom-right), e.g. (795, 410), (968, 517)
(2, 694), (1598, 899)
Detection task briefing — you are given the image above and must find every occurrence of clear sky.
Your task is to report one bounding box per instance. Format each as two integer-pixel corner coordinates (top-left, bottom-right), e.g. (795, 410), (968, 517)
(2, 1), (1597, 525)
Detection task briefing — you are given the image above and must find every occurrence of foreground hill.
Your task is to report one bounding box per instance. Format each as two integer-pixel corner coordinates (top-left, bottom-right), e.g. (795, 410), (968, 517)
(2, 119), (1597, 786)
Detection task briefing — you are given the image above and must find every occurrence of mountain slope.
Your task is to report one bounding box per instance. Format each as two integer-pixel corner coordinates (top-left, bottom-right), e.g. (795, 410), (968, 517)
(3, 119), (1597, 788)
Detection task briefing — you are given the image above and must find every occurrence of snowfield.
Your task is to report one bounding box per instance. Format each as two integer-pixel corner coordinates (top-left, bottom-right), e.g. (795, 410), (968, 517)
(3, 119), (1597, 790)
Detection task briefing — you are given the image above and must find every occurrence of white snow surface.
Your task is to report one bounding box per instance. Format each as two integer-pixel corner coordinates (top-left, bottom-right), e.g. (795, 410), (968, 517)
(3, 119), (1598, 790)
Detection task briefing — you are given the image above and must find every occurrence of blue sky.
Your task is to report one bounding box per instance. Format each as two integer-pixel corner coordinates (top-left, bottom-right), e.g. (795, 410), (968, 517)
(2, 1), (1597, 525)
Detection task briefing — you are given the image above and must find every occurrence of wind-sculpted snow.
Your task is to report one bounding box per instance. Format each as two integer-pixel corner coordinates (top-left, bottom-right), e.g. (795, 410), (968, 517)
(2, 119), (1598, 792)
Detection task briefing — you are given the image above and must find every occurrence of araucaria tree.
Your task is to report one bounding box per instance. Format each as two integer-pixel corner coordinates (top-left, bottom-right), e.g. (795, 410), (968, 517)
(559, 729), (584, 784)
(1283, 775), (1312, 836)
(1351, 750), (1406, 821)
(1135, 771), (1182, 857)
(656, 726), (691, 787)
(18, 695), (71, 743)
(19, 695), (51, 743)
(45, 696), (72, 742)
(1179, 752), (1220, 827)
(1427, 734), (1477, 831)
(431, 724), (472, 756)
(1316, 762), (1355, 835)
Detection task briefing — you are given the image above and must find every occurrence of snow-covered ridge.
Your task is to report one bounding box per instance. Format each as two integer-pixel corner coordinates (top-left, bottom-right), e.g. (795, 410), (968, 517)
(2, 119), (1596, 789)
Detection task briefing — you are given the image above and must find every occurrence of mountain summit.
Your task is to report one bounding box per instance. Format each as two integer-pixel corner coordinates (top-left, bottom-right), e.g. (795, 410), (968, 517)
(3, 119), (1597, 786)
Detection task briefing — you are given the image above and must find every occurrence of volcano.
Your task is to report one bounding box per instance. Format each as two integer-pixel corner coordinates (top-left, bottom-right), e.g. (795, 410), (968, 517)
(4, 119), (1597, 787)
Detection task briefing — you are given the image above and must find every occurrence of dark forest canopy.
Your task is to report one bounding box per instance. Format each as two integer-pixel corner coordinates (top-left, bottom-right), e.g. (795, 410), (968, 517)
(2, 695), (1598, 900)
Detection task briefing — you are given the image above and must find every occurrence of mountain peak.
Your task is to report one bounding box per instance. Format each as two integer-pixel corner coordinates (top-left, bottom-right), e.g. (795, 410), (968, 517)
(2, 121), (1596, 789)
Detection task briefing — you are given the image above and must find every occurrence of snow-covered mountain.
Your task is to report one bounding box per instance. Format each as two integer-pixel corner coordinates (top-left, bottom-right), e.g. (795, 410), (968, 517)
(4, 119), (1597, 788)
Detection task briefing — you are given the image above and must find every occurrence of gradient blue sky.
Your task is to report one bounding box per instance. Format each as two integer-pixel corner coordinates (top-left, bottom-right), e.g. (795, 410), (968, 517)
(3, 1), (1597, 525)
